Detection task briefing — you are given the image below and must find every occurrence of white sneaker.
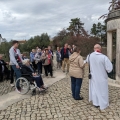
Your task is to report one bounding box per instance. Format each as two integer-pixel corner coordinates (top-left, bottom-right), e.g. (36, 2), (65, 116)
(39, 88), (45, 92)
(43, 86), (48, 90)
(10, 84), (15, 87)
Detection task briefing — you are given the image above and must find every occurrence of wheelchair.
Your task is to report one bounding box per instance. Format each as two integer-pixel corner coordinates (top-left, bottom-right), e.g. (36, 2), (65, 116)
(15, 74), (37, 95)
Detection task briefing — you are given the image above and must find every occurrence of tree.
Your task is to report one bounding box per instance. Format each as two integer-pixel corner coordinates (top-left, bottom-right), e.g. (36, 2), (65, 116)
(90, 22), (107, 45)
(52, 18), (100, 53)
(0, 41), (12, 61)
(67, 18), (88, 37)
(20, 33), (50, 52)
(91, 22), (102, 37)
(90, 23), (97, 36)
(101, 23), (107, 45)
(40, 33), (50, 48)
(52, 29), (69, 48)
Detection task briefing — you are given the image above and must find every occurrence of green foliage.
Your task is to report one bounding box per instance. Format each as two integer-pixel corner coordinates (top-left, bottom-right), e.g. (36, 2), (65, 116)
(0, 18), (108, 59)
(0, 33), (50, 57)
(40, 33), (50, 48)
(67, 18), (88, 37)
(20, 33), (50, 52)
(91, 23), (97, 36)
(90, 22), (107, 45)
(52, 18), (101, 56)
(0, 41), (12, 61)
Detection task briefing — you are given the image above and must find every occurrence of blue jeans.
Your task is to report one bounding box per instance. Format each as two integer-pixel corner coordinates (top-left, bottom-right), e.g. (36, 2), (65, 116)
(71, 77), (83, 99)
(11, 65), (21, 87)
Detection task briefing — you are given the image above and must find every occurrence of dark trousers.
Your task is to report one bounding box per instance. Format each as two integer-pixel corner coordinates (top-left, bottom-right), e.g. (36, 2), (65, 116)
(0, 72), (3, 82)
(0, 69), (10, 82)
(4, 69), (10, 80)
(10, 66), (14, 84)
(32, 75), (44, 88)
(32, 61), (37, 72)
(44, 64), (53, 77)
(71, 77), (83, 99)
(37, 62), (42, 74)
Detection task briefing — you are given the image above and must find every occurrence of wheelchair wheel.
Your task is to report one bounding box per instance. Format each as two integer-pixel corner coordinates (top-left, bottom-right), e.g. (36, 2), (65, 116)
(16, 77), (30, 95)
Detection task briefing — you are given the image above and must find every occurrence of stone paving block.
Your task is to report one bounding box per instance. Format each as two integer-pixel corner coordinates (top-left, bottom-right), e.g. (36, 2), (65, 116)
(20, 117), (26, 120)
(0, 80), (15, 96)
(0, 66), (120, 119)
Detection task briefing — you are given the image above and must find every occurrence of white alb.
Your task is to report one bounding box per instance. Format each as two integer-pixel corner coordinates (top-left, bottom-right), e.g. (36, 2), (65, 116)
(86, 51), (113, 110)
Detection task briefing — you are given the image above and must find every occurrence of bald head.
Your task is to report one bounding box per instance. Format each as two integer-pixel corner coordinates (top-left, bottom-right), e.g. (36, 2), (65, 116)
(94, 44), (102, 52)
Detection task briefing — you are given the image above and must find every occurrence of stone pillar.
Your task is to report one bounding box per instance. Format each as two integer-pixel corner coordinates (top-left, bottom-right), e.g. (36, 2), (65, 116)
(116, 29), (120, 81)
(107, 31), (113, 61)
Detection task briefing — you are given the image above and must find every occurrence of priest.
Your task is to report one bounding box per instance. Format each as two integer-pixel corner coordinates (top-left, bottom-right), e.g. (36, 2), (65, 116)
(86, 44), (113, 110)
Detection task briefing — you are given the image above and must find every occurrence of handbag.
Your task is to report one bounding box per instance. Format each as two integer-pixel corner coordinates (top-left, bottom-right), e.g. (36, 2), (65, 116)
(88, 54), (92, 79)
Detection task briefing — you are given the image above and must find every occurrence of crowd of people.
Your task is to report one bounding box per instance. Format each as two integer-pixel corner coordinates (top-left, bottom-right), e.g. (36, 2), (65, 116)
(0, 41), (74, 89)
(0, 40), (113, 110)
(29, 44), (76, 74)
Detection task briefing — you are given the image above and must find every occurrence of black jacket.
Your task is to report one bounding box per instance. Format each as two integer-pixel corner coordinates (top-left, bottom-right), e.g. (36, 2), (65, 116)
(60, 48), (70, 60)
(21, 65), (33, 82)
(0, 60), (8, 73)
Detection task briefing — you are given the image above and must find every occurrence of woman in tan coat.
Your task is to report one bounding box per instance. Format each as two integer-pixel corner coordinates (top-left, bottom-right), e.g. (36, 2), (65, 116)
(69, 47), (85, 100)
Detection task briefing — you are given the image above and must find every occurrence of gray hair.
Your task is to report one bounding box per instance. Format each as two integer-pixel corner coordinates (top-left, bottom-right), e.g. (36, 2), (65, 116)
(37, 49), (41, 53)
(22, 59), (30, 65)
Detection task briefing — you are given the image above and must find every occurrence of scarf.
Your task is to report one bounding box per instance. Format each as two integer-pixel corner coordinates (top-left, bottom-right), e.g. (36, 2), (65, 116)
(96, 50), (101, 53)
(14, 49), (21, 62)
(64, 48), (66, 55)
(47, 54), (51, 64)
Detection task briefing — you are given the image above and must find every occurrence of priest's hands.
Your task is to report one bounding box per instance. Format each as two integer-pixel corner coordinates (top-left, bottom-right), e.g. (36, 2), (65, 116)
(6, 62), (9, 64)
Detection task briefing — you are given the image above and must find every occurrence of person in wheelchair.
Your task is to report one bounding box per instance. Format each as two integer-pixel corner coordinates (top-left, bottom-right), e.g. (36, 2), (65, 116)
(21, 59), (47, 91)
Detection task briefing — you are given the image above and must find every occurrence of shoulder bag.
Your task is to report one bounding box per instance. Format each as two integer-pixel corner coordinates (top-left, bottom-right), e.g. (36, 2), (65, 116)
(88, 54), (92, 79)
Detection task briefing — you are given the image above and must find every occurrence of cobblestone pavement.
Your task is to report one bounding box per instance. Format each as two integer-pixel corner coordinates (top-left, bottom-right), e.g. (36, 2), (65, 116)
(0, 80), (15, 96)
(0, 65), (57, 96)
(0, 66), (120, 120)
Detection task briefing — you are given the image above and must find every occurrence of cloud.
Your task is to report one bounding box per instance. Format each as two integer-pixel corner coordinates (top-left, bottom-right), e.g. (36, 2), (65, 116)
(0, 0), (110, 41)
(14, 33), (29, 38)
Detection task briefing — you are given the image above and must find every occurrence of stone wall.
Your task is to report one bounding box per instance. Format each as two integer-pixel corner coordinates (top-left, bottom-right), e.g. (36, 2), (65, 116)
(107, 19), (120, 31)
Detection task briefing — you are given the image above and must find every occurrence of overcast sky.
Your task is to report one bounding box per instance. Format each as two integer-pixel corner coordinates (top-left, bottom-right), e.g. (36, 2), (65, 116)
(0, 0), (110, 41)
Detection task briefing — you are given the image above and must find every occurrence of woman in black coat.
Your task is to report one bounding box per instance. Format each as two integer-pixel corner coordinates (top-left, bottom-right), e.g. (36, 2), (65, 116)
(21, 59), (47, 91)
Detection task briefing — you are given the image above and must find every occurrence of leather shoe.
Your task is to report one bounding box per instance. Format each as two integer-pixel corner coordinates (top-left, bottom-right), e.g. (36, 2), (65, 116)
(75, 97), (83, 100)
(94, 105), (100, 108)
